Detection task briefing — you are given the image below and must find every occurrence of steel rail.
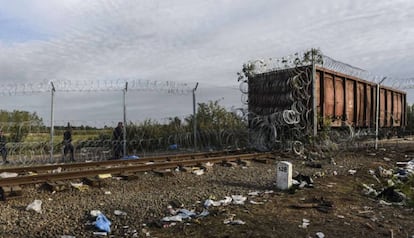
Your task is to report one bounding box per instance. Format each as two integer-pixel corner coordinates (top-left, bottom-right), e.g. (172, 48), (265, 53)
(0, 153), (273, 187)
(0, 150), (243, 174)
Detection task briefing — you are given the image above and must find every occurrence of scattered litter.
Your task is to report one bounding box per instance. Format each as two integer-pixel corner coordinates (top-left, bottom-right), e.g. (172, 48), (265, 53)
(0, 172), (18, 178)
(204, 196), (233, 207)
(52, 167), (62, 174)
(161, 215), (183, 222)
(70, 182), (89, 191)
(223, 214), (245, 225)
(26, 199), (42, 213)
(298, 218), (310, 228)
(104, 191), (111, 195)
(362, 183), (378, 196)
(97, 174), (112, 179)
(333, 171), (338, 176)
(145, 162), (154, 165)
(377, 166), (393, 178)
(293, 174), (314, 188)
(92, 231), (107, 236)
(231, 195), (247, 205)
(249, 200), (264, 205)
(264, 190), (274, 194)
(192, 169), (204, 176)
(348, 169), (357, 175)
(248, 191), (260, 196)
(197, 209), (209, 217)
(90, 210), (102, 217)
(122, 155), (139, 160)
(379, 200), (392, 206)
(224, 219), (245, 225)
(377, 186), (406, 203)
(176, 209), (196, 219)
(94, 213), (111, 233)
(316, 232), (325, 238)
(114, 210), (127, 216)
(337, 215), (345, 219)
(383, 157), (391, 162)
(61, 236), (76, 238)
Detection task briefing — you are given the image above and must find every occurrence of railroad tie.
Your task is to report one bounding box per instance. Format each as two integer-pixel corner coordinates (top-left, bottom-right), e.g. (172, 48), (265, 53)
(0, 185), (23, 201)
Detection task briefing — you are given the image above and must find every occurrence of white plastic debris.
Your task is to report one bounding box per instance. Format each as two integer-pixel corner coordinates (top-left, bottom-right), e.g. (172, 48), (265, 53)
(248, 191), (260, 196)
(52, 167), (62, 174)
(70, 182), (83, 188)
(231, 195), (247, 205)
(104, 191), (111, 195)
(298, 218), (310, 229)
(90, 210), (102, 217)
(383, 157), (391, 162)
(204, 199), (221, 207)
(362, 183), (378, 196)
(0, 172), (18, 178)
(61, 236), (76, 238)
(348, 169), (357, 175)
(92, 231), (107, 236)
(197, 209), (210, 217)
(161, 215), (183, 222)
(192, 169), (204, 176)
(114, 210), (127, 216)
(26, 199), (42, 213)
(316, 232), (325, 238)
(249, 200), (264, 205)
(220, 196), (232, 206)
(379, 200), (392, 206)
(224, 219), (245, 225)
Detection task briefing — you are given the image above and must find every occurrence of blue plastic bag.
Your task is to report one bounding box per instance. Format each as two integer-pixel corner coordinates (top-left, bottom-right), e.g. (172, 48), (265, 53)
(95, 213), (111, 233)
(121, 155), (140, 160)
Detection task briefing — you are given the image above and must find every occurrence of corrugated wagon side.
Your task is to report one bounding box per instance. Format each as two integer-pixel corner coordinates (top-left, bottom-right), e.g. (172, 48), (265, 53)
(242, 50), (407, 151)
(315, 66), (407, 130)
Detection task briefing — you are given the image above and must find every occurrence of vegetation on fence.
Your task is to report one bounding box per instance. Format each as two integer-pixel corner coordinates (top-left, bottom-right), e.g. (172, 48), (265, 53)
(1, 100), (247, 155)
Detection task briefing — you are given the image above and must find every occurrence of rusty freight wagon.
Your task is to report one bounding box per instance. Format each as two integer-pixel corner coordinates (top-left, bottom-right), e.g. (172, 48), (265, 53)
(239, 49), (407, 151)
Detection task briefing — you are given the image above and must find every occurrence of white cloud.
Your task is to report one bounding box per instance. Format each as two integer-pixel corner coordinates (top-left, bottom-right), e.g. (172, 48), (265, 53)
(0, 0), (414, 124)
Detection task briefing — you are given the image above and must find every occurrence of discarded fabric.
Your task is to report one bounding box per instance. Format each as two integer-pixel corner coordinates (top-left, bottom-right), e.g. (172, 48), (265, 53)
(0, 172), (18, 178)
(26, 200), (42, 213)
(94, 213), (111, 233)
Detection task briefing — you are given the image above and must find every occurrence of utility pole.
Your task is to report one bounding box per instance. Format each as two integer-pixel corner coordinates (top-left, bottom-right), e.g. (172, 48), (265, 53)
(375, 77), (387, 150)
(193, 82), (199, 151)
(123, 82), (128, 157)
(50, 81), (55, 162)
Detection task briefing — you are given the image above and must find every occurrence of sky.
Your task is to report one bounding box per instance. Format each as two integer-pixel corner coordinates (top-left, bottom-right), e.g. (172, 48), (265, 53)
(0, 0), (413, 127)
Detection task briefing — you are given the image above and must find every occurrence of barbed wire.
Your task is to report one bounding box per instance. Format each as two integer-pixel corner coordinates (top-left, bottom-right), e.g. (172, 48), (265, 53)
(238, 49), (413, 90)
(0, 78), (193, 96)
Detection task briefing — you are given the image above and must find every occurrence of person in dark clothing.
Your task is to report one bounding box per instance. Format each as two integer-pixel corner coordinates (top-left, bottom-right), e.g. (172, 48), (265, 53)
(62, 123), (75, 162)
(112, 122), (123, 160)
(0, 130), (9, 164)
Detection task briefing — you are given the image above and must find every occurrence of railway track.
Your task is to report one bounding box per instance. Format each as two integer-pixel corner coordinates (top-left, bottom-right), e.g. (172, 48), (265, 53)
(0, 150), (243, 175)
(0, 151), (274, 188)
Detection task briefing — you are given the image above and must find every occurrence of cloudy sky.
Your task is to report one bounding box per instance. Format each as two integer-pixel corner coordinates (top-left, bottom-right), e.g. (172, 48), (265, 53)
(0, 0), (413, 126)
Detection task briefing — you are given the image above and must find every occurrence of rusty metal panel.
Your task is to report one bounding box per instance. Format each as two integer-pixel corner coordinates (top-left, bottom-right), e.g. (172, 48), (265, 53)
(333, 77), (344, 126)
(345, 79), (354, 125)
(380, 89), (385, 127)
(394, 93), (401, 126)
(366, 86), (372, 126)
(316, 71), (321, 116)
(356, 83), (365, 127)
(324, 74), (334, 120)
(386, 90), (392, 127)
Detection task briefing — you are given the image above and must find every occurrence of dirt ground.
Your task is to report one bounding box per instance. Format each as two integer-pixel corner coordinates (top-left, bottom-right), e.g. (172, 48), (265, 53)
(150, 145), (414, 238)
